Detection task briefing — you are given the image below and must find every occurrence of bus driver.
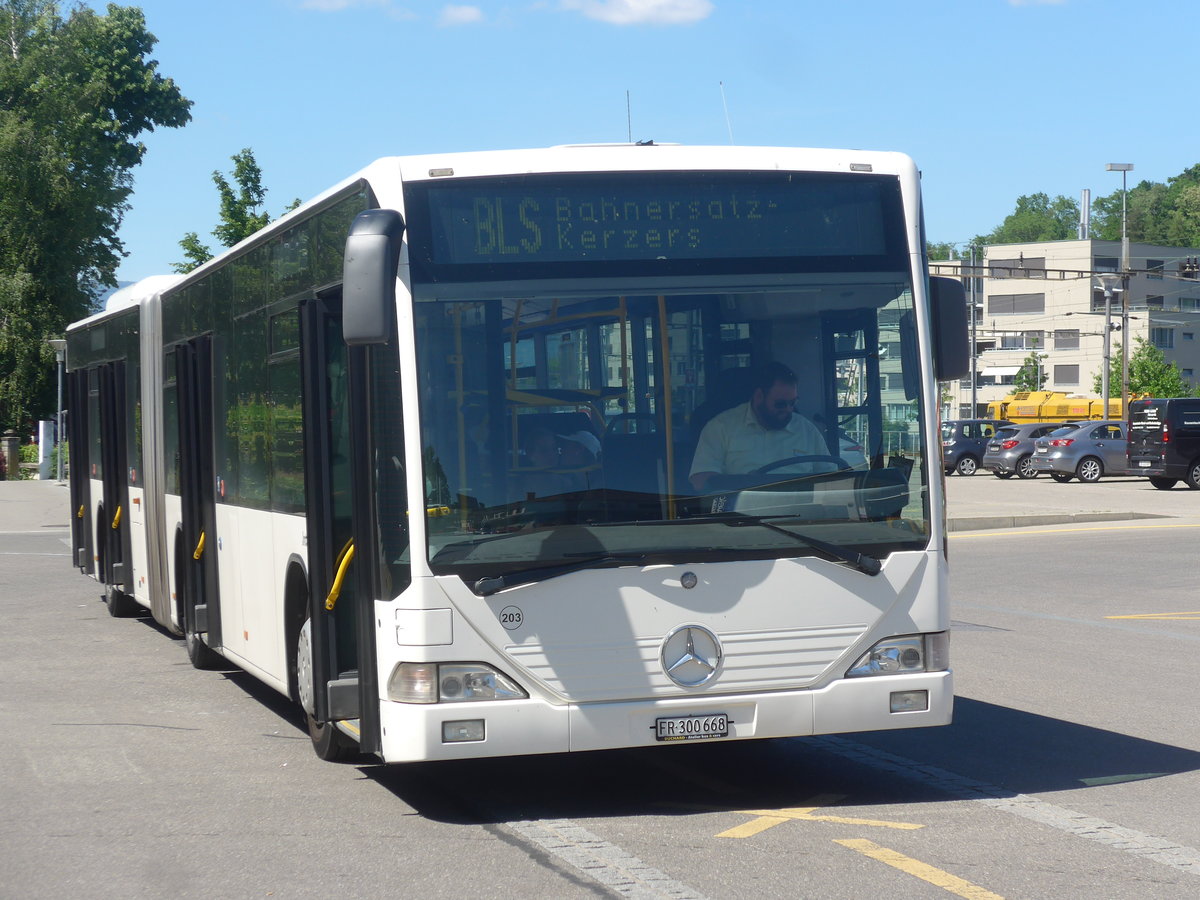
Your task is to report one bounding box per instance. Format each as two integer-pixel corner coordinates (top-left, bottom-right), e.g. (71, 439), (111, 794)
(689, 361), (829, 492)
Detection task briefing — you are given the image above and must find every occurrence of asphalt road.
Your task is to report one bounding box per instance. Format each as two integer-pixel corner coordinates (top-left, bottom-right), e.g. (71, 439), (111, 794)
(4, 480), (1200, 899)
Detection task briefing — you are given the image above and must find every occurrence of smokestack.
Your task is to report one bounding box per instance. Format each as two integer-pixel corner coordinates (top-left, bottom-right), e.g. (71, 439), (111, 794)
(1079, 189), (1091, 239)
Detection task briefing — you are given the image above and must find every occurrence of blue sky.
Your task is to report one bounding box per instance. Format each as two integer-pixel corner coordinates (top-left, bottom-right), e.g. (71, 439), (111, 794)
(100, 0), (1194, 282)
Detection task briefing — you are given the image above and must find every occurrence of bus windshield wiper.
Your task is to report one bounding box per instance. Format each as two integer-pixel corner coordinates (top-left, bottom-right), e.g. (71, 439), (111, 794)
(713, 514), (882, 576)
(473, 553), (647, 596)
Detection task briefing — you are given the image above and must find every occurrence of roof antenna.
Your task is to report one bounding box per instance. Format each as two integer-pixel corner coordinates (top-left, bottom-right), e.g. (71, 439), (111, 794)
(626, 90), (632, 143)
(719, 81), (734, 144)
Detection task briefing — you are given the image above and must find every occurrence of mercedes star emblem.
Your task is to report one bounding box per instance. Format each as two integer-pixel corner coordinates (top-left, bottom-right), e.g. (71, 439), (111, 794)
(661, 624), (722, 687)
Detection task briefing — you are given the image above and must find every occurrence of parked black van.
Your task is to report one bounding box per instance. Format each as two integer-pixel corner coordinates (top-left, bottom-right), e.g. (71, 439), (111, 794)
(1127, 397), (1200, 489)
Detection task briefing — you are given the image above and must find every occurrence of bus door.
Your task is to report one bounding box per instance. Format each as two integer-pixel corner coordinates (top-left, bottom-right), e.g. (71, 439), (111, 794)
(301, 296), (368, 745)
(175, 336), (223, 654)
(67, 368), (92, 573)
(97, 361), (132, 592)
(301, 295), (408, 757)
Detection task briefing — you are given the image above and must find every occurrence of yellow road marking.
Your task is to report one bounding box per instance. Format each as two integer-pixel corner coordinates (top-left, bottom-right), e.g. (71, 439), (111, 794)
(717, 794), (923, 839)
(1106, 611), (1200, 620)
(952, 522), (1200, 539)
(835, 839), (1004, 900)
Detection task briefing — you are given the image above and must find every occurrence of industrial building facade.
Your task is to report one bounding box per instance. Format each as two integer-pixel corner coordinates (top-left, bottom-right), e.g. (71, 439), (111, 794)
(934, 239), (1200, 417)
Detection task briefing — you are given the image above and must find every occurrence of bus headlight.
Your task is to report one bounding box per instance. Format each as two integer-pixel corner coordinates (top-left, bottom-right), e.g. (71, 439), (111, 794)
(387, 662), (527, 703)
(846, 632), (949, 678)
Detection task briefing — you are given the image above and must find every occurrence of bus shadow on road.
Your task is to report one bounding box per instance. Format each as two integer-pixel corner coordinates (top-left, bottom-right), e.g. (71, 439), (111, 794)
(845, 695), (1200, 798)
(360, 696), (1200, 824)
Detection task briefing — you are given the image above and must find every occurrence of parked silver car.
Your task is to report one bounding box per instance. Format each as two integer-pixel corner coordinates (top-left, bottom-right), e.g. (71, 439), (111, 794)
(1030, 420), (1128, 483)
(982, 422), (1068, 479)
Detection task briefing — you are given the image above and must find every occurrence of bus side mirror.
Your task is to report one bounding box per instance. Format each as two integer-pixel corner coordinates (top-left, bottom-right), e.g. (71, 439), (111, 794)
(343, 209), (406, 345)
(930, 276), (969, 382)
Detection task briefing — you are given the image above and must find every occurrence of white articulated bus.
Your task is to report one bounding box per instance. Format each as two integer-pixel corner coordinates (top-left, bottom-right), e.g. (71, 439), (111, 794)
(66, 144), (969, 763)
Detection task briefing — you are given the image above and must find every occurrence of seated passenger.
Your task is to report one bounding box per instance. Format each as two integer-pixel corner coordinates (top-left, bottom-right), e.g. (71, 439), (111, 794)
(689, 361), (828, 491)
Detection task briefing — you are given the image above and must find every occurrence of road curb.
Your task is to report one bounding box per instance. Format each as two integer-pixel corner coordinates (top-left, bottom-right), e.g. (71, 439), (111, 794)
(947, 511), (1167, 533)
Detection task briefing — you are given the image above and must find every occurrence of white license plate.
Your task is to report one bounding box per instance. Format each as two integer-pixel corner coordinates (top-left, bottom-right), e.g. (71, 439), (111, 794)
(655, 713), (729, 742)
(1138, 460), (1151, 467)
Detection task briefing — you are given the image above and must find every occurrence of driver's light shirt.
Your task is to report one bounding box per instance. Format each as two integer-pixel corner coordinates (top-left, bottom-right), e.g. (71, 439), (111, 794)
(690, 402), (827, 479)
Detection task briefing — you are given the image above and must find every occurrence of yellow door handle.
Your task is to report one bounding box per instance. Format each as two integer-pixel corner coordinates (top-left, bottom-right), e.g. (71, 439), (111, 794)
(193, 531), (206, 560)
(77, 505), (84, 519)
(111, 505), (122, 529)
(325, 542), (356, 611)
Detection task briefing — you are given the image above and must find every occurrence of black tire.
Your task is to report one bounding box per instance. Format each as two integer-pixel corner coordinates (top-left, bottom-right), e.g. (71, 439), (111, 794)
(993, 471), (1014, 480)
(1075, 456), (1103, 483)
(104, 581), (141, 618)
(178, 547), (223, 670)
(1015, 455), (1039, 479)
(1050, 472), (1073, 483)
(185, 626), (223, 670)
(296, 616), (357, 762)
(1150, 476), (1179, 491)
(1186, 461), (1200, 490)
(955, 455), (979, 476)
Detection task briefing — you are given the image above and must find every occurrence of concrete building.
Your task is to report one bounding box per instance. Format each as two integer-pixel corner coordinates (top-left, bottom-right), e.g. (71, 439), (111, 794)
(934, 239), (1200, 417)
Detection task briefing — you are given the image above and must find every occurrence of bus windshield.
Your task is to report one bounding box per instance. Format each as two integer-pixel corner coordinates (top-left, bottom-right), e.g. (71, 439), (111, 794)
(406, 169), (929, 588)
(412, 281), (930, 587)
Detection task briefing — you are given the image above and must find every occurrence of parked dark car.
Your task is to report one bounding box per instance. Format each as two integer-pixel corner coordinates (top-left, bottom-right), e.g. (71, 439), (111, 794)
(1031, 420), (1127, 483)
(941, 419), (1011, 475)
(1127, 397), (1200, 489)
(982, 422), (1069, 479)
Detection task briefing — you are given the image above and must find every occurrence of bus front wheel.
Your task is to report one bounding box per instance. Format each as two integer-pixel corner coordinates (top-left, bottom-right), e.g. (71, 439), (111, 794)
(296, 616), (357, 762)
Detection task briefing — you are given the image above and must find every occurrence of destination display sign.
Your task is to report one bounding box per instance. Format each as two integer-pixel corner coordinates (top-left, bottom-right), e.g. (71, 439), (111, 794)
(406, 171), (902, 282)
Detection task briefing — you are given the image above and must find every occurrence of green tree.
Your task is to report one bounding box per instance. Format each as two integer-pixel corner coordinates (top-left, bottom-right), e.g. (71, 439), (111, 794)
(1092, 337), (1198, 398)
(173, 148), (275, 274)
(980, 193), (1080, 245)
(1014, 350), (1048, 393)
(0, 1), (191, 432)
(926, 241), (958, 261)
(1091, 165), (1200, 247)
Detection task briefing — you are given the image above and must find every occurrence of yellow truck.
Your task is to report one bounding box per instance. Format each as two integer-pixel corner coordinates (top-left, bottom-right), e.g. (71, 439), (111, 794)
(985, 391), (1148, 423)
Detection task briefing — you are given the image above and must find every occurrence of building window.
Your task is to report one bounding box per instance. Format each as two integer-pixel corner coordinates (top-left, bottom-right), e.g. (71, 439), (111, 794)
(999, 330), (1044, 350)
(1053, 364), (1079, 385)
(1182, 297), (1200, 311)
(990, 256), (1046, 279)
(1146, 259), (1164, 280)
(1053, 329), (1080, 350)
(988, 293), (1046, 315)
(1184, 368), (1195, 380)
(1152, 327), (1175, 350)
(1185, 333), (1195, 342)
(1133, 295), (1164, 311)
(1094, 256), (1119, 272)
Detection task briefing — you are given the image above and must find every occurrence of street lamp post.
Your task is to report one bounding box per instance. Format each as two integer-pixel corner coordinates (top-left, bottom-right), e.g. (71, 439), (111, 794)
(47, 338), (66, 482)
(1107, 163), (1133, 416)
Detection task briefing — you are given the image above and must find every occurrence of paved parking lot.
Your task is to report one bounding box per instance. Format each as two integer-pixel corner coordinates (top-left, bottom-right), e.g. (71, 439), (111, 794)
(945, 468), (1200, 531)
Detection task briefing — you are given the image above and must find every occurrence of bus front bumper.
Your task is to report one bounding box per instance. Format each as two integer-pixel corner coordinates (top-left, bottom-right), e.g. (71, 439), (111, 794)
(375, 670), (953, 763)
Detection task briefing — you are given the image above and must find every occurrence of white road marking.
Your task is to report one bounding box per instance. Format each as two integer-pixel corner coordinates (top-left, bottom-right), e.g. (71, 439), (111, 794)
(505, 818), (711, 899)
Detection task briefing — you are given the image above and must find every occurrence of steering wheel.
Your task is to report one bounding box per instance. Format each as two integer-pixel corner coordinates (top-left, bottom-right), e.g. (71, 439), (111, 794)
(751, 454), (851, 475)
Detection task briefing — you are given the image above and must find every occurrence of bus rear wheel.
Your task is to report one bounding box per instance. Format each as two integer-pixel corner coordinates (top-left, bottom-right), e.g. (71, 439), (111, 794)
(104, 581), (140, 618)
(296, 617), (357, 762)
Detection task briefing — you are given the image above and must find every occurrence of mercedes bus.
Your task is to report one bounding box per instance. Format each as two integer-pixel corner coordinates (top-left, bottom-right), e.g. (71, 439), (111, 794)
(66, 143), (968, 763)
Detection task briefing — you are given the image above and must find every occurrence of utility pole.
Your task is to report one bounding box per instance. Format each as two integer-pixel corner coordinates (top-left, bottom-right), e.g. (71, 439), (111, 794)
(1107, 163), (1134, 417)
(969, 244), (978, 416)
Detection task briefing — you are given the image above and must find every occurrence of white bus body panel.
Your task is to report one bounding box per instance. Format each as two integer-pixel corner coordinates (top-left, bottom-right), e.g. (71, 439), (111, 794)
(375, 550), (948, 762)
